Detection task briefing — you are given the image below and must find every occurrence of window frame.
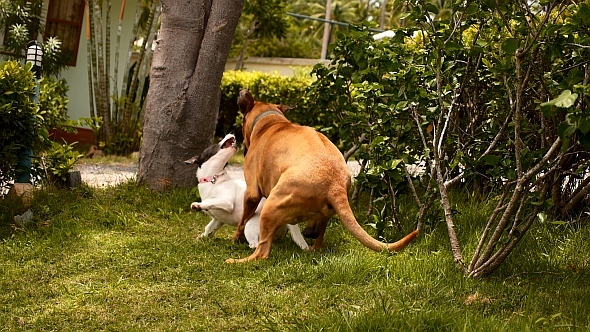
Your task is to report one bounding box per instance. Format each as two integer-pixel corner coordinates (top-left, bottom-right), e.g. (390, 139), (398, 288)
(44, 0), (85, 66)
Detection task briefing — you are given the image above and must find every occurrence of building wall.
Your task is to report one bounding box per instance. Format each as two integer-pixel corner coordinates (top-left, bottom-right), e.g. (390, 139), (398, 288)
(61, 0), (139, 121)
(225, 57), (328, 76)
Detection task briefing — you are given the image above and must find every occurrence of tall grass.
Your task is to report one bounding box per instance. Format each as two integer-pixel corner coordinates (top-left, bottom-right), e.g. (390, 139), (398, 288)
(1, 182), (588, 331)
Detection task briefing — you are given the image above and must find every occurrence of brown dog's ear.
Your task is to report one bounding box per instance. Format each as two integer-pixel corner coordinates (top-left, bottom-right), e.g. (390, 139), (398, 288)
(277, 104), (295, 113)
(237, 89), (255, 114)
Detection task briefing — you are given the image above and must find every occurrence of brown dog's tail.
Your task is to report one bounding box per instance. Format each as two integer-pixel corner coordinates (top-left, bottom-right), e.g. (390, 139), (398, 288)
(330, 189), (418, 252)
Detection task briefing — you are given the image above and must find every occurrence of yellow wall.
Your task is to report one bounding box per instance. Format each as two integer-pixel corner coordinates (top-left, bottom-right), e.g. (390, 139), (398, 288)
(225, 57), (328, 77)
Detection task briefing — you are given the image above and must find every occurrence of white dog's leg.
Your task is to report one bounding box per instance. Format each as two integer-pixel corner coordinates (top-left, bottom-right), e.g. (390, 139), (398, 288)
(244, 216), (260, 248)
(201, 219), (224, 238)
(287, 225), (309, 251)
(191, 198), (234, 213)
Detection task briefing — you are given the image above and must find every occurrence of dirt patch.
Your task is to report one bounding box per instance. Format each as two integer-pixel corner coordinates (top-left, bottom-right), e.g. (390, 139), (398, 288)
(75, 161), (361, 188)
(76, 163), (137, 187)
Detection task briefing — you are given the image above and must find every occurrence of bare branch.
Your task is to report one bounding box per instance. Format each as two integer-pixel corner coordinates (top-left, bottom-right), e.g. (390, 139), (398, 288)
(403, 162), (422, 207)
(522, 137), (562, 182)
(562, 177), (590, 215)
(343, 133), (366, 161)
(444, 173), (464, 188)
(468, 187), (509, 272)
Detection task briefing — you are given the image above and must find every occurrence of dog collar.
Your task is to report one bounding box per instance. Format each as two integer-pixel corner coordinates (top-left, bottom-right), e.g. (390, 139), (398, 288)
(250, 110), (284, 132)
(198, 171), (226, 184)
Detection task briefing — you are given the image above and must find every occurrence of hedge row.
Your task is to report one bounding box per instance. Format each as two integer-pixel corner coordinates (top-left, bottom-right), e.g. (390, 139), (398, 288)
(217, 70), (315, 140)
(0, 61), (37, 187)
(0, 60), (78, 191)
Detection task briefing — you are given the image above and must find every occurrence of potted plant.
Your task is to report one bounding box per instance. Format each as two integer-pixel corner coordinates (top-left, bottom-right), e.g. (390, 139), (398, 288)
(39, 141), (83, 188)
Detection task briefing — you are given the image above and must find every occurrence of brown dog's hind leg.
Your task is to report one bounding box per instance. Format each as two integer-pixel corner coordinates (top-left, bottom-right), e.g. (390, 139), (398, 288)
(226, 195), (289, 263)
(309, 217), (329, 252)
(226, 214), (281, 263)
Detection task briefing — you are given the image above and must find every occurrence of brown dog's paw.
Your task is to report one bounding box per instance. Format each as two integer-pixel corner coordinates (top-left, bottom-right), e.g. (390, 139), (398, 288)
(309, 243), (322, 252)
(231, 231), (247, 244)
(190, 202), (202, 211)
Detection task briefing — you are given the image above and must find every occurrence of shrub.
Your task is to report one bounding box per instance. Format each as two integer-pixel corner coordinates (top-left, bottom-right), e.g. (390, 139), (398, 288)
(0, 61), (81, 193)
(0, 61), (37, 191)
(32, 141), (83, 185)
(38, 77), (69, 130)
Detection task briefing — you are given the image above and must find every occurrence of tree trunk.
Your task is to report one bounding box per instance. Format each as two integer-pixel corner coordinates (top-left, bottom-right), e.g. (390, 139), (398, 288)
(137, 0), (244, 191)
(93, 0), (112, 142)
(320, 0), (332, 60)
(112, 0), (126, 127)
(234, 20), (256, 71)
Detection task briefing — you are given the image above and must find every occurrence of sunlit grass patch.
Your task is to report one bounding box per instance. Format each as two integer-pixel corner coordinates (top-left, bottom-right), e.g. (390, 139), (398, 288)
(1, 184), (589, 331)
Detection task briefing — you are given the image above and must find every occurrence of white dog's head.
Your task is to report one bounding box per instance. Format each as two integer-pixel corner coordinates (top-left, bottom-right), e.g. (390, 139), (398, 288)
(184, 134), (237, 168)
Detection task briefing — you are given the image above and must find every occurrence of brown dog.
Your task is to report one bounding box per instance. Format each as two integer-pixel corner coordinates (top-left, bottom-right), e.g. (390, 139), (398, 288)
(226, 90), (418, 263)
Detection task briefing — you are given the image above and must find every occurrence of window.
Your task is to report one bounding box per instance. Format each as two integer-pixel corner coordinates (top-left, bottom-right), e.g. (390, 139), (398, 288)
(44, 0), (85, 66)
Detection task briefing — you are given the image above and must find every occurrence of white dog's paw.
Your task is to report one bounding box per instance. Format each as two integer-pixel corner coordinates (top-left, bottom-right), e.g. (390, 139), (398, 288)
(190, 202), (203, 211)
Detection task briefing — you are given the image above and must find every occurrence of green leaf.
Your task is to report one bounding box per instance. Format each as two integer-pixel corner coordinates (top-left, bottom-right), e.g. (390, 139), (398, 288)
(445, 41), (462, 52)
(386, 159), (402, 170)
(557, 122), (576, 138)
(424, 3), (439, 14)
(481, 155), (500, 166)
(501, 38), (519, 55)
(399, 12), (412, 20)
(465, 3), (479, 15)
(468, 45), (484, 56)
(579, 5), (590, 25)
(395, 101), (408, 110)
(540, 103), (553, 117)
(550, 221), (568, 226)
(541, 90), (578, 111)
(579, 118), (590, 134)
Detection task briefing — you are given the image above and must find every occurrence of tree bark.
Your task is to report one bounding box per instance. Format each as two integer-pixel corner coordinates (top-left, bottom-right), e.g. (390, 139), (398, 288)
(138, 0), (244, 191)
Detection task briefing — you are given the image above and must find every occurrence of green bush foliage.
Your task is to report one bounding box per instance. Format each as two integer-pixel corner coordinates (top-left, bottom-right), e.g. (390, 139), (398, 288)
(306, 2), (590, 277)
(37, 77), (88, 185)
(0, 61), (37, 190)
(0, 61), (81, 192)
(38, 77), (69, 130)
(218, 70), (314, 139)
(34, 141), (83, 185)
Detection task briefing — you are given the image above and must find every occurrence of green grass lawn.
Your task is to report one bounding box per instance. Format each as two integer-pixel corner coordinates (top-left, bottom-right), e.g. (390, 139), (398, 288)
(1, 182), (589, 331)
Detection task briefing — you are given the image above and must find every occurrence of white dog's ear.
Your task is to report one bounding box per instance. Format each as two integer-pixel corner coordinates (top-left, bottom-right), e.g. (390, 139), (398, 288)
(184, 156), (199, 165)
(185, 144), (220, 167)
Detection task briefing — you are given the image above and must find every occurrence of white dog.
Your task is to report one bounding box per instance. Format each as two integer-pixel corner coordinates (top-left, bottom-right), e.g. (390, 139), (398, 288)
(185, 134), (309, 250)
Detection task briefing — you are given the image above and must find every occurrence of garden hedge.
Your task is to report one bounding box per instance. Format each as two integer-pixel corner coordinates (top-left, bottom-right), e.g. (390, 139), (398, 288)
(217, 70), (315, 140)
(0, 60), (77, 191)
